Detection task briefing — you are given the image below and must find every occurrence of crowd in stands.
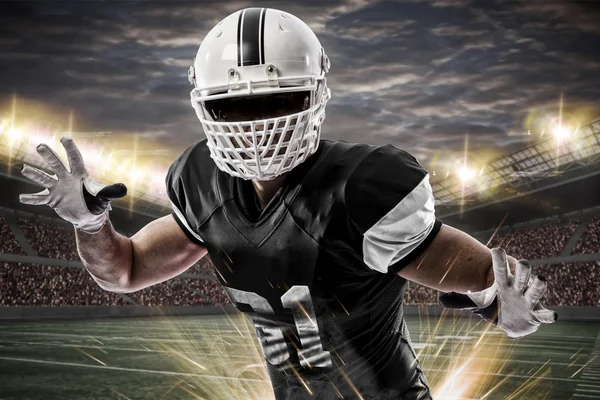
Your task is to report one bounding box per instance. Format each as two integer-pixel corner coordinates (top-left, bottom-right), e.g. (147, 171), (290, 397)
(127, 278), (230, 306)
(17, 218), (80, 261)
(0, 214), (598, 307)
(187, 256), (217, 276)
(404, 282), (439, 305)
(0, 262), (129, 306)
(535, 262), (600, 306)
(188, 279), (231, 305)
(0, 258), (597, 306)
(0, 261), (231, 307)
(482, 220), (579, 259)
(0, 216), (25, 255)
(572, 216), (600, 255)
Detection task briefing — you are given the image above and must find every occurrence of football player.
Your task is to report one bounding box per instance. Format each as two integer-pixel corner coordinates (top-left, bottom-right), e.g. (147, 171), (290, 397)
(19, 8), (557, 400)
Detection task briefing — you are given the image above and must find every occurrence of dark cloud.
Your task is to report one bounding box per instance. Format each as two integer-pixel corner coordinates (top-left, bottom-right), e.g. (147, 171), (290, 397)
(0, 0), (598, 169)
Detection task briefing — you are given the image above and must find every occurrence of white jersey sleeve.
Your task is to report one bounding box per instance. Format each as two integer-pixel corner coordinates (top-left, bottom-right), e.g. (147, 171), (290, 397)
(345, 144), (442, 274)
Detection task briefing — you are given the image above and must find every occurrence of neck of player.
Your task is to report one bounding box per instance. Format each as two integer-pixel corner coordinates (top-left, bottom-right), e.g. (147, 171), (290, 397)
(252, 173), (288, 211)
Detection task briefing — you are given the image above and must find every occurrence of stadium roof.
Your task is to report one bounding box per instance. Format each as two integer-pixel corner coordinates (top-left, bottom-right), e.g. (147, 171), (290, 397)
(433, 119), (600, 208)
(3, 113), (599, 221)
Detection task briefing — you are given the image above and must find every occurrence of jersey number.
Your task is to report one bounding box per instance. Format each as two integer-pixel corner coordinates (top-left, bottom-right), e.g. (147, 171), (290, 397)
(224, 285), (332, 368)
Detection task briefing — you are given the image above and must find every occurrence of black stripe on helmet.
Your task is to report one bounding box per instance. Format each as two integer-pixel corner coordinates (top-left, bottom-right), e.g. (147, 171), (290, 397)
(237, 10), (243, 67)
(259, 8), (266, 64)
(239, 7), (262, 66)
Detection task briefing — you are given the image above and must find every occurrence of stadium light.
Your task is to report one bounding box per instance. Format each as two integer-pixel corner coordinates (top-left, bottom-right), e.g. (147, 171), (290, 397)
(553, 125), (571, 141)
(129, 167), (144, 183)
(0, 96), (178, 210)
(6, 126), (22, 143)
(458, 165), (477, 182)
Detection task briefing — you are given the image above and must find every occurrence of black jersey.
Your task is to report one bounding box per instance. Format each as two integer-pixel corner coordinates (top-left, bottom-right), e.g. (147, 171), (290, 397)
(166, 139), (442, 400)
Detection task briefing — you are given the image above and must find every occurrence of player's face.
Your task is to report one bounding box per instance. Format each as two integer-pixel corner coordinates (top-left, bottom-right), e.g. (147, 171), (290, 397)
(205, 91), (310, 157)
(204, 91), (310, 123)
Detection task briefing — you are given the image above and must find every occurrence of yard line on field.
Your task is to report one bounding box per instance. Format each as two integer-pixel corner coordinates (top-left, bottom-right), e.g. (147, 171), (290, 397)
(0, 355), (593, 385)
(7, 329), (594, 346)
(0, 327), (245, 334)
(1, 322), (596, 340)
(0, 339), (594, 369)
(0, 331), (253, 342)
(573, 331), (600, 398)
(0, 356), (269, 382)
(0, 339), (262, 359)
(1, 331), (593, 354)
(576, 388), (600, 393)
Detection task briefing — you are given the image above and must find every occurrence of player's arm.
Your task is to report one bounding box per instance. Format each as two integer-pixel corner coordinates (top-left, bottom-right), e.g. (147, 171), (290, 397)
(388, 179), (558, 339)
(347, 143), (504, 291)
(18, 137), (207, 294)
(76, 215), (207, 293)
(400, 231), (558, 338)
(398, 224), (508, 293)
(347, 144), (556, 338)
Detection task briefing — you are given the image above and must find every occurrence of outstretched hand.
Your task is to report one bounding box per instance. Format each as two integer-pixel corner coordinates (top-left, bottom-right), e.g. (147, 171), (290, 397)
(19, 137), (127, 233)
(439, 248), (558, 339)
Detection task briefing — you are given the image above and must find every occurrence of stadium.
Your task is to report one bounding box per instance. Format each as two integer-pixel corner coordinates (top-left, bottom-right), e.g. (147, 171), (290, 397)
(0, 106), (599, 399)
(1, 0), (600, 398)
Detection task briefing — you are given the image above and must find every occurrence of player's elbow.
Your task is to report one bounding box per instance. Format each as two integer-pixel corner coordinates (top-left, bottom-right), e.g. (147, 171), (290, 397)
(108, 261), (140, 293)
(87, 269), (133, 293)
(106, 275), (135, 293)
(82, 253), (134, 293)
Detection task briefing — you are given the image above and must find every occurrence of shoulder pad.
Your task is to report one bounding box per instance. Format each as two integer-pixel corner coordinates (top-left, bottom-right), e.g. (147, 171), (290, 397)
(345, 144), (429, 233)
(166, 139), (219, 230)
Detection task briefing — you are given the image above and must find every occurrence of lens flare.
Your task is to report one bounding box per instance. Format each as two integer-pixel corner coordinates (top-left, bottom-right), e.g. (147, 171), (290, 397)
(458, 165), (477, 182)
(553, 125), (571, 141)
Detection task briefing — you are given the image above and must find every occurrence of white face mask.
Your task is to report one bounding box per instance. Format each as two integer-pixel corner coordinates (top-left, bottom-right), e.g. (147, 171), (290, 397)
(191, 78), (330, 181)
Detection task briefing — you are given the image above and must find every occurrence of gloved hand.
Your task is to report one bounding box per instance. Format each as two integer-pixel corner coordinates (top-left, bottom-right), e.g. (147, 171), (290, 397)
(439, 248), (558, 339)
(19, 137), (127, 234)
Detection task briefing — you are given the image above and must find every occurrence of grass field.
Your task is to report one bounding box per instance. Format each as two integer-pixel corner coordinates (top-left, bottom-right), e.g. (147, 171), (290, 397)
(0, 313), (598, 400)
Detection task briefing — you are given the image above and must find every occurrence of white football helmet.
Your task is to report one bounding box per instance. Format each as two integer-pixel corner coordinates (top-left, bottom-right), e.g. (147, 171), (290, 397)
(188, 8), (331, 180)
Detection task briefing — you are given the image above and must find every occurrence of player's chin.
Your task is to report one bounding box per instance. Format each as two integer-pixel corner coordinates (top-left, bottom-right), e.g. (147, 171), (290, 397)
(265, 134), (295, 158)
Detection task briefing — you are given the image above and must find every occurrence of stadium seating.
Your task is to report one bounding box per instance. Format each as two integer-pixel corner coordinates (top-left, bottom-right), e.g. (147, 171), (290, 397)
(0, 261), (231, 307)
(0, 262), (129, 306)
(535, 262), (600, 306)
(482, 220), (579, 259)
(126, 277), (230, 306)
(0, 216), (25, 255)
(0, 213), (598, 308)
(404, 282), (439, 305)
(572, 216), (600, 255)
(187, 256), (217, 276)
(17, 218), (80, 261)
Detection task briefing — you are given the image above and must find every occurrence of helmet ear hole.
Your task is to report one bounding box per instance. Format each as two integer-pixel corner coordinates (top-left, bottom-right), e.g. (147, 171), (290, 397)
(320, 48), (330, 74)
(188, 65), (196, 87)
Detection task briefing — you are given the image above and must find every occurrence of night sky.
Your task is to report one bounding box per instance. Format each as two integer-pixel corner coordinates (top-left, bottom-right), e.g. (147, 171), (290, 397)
(1, 0), (599, 173)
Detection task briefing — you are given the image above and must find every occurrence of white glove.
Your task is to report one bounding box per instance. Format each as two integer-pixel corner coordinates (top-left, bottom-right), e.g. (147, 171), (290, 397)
(440, 248), (558, 339)
(19, 137), (126, 234)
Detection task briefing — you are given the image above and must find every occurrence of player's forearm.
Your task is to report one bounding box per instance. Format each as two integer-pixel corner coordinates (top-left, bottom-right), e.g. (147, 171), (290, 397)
(431, 229), (518, 292)
(75, 219), (133, 293)
(400, 225), (518, 293)
(437, 232), (518, 292)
